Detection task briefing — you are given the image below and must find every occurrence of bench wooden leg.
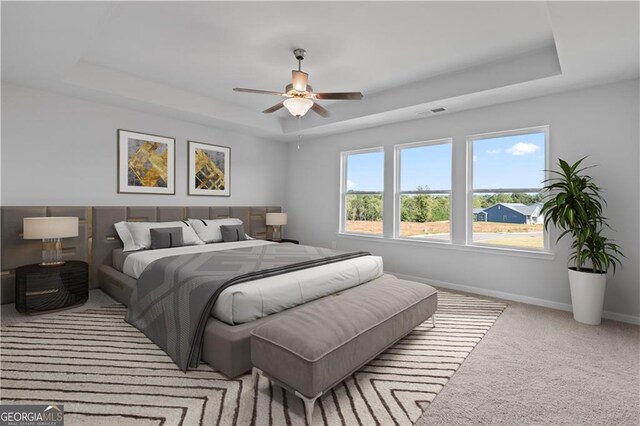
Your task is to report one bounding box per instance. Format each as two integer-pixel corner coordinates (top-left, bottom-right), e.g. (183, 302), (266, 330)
(432, 314), (436, 328)
(295, 390), (322, 425)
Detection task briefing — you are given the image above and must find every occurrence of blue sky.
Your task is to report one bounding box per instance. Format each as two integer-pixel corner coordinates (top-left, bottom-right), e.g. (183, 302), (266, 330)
(346, 132), (545, 192)
(473, 132), (545, 189)
(346, 151), (384, 191)
(400, 143), (451, 191)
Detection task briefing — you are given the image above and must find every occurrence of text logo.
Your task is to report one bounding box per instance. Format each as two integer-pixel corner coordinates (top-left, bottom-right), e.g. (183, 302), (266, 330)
(0, 404), (64, 426)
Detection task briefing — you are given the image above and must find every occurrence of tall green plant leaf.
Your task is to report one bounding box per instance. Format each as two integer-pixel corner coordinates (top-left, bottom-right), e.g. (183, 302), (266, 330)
(541, 157), (625, 273)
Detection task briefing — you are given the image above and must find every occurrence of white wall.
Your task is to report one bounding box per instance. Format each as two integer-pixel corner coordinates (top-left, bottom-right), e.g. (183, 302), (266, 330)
(285, 79), (640, 322)
(3, 81), (638, 322)
(1, 83), (287, 207)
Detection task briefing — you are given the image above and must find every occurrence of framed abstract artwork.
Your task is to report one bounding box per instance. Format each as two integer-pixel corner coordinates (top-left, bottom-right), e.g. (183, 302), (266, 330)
(188, 141), (230, 196)
(117, 129), (175, 194)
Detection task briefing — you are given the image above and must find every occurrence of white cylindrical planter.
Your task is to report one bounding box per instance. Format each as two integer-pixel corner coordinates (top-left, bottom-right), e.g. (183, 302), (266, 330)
(568, 268), (607, 325)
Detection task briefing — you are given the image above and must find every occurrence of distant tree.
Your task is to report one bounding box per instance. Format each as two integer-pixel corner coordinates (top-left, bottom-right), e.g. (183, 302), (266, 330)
(346, 194), (382, 221)
(348, 188), (539, 224)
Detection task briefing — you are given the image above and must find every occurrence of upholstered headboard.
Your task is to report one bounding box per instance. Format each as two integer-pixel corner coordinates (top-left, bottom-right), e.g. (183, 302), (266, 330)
(0, 206), (281, 304)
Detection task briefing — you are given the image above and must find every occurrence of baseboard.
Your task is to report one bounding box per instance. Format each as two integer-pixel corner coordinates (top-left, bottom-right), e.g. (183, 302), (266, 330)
(601, 310), (640, 325)
(387, 270), (640, 325)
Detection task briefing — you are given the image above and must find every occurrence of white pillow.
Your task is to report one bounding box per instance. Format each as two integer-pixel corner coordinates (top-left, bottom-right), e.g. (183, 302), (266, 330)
(114, 222), (135, 252)
(188, 218), (244, 243)
(114, 221), (204, 252)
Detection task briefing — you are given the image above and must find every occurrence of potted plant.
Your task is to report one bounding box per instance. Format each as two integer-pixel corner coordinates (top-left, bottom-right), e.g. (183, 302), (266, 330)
(541, 157), (624, 325)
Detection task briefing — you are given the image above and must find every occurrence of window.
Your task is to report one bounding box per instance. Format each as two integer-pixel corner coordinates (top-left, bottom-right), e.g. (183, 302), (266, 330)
(395, 139), (452, 241)
(340, 148), (384, 235)
(468, 126), (548, 250)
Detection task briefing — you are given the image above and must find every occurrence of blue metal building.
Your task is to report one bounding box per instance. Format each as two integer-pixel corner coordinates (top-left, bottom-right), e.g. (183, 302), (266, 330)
(474, 203), (542, 224)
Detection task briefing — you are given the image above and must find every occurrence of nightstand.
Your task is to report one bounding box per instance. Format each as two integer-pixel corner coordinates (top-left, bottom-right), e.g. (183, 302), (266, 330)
(15, 261), (88, 314)
(267, 238), (300, 244)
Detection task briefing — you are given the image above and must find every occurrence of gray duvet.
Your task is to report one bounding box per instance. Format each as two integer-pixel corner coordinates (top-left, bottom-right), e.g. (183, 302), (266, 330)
(125, 243), (369, 371)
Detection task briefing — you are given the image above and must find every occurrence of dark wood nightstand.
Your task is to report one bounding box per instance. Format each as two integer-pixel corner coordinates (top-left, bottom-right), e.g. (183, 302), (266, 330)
(267, 238), (300, 244)
(15, 261), (88, 314)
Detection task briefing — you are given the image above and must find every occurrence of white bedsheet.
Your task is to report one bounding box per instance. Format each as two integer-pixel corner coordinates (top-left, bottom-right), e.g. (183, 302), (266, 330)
(122, 241), (383, 325)
(213, 255), (383, 324)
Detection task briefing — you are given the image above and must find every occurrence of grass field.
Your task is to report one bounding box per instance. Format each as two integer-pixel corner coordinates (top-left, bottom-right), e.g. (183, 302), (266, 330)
(346, 220), (384, 234)
(345, 220), (544, 249)
(346, 220), (543, 235)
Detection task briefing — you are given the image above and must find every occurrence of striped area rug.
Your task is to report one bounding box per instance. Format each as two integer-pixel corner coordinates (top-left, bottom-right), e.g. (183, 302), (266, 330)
(0, 291), (505, 425)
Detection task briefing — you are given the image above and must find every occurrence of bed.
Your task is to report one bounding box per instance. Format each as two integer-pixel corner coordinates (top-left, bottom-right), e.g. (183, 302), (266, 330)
(114, 241), (383, 325)
(93, 206), (384, 377)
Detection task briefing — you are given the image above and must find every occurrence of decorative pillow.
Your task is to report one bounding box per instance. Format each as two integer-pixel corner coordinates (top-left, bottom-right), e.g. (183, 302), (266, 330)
(150, 227), (184, 250)
(114, 220), (204, 252)
(188, 218), (243, 243)
(220, 224), (248, 242)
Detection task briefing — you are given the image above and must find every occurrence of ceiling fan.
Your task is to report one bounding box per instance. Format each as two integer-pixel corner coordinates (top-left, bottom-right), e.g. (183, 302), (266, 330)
(233, 49), (363, 118)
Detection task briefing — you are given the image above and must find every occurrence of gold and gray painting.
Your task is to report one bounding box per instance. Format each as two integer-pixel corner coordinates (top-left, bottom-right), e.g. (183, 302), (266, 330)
(195, 148), (225, 190)
(127, 139), (168, 187)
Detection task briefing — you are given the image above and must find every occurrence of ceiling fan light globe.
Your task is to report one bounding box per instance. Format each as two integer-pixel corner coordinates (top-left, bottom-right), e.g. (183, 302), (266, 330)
(283, 97), (313, 117)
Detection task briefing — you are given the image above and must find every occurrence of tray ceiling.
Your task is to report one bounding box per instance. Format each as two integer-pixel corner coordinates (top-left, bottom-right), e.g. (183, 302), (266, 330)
(2, 2), (638, 141)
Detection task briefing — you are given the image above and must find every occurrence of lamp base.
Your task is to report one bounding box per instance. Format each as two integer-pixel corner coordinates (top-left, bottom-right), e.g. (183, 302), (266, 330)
(40, 238), (64, 267)
(271, 226), (282, 241)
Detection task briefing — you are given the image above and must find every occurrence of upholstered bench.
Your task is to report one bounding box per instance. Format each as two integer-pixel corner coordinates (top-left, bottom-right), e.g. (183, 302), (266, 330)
(250, 274), (437, 424)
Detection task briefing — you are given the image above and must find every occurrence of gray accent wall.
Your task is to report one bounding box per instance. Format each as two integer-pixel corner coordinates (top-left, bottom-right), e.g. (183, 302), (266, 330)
(284, 79), (640, 323)
(0, 205), (281, 304)
(1, 83), (287, 206)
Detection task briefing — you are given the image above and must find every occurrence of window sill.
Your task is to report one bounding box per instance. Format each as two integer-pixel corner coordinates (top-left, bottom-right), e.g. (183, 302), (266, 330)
(336, 233), (555, 260)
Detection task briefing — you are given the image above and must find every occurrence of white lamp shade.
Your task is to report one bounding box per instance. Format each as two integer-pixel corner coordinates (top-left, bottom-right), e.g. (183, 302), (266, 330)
(266, 213), (288, 226)
(23, 217), (79, 239)
(283, 97), (313, 117)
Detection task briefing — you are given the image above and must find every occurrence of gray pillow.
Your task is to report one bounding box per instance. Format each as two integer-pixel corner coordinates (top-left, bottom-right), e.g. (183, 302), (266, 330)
(220, 224), (247, 242)
(150, 227), (184, 249)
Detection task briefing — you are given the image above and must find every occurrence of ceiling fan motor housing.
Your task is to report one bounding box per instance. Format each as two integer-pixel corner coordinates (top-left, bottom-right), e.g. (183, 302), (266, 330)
(286, 83), (312, 96)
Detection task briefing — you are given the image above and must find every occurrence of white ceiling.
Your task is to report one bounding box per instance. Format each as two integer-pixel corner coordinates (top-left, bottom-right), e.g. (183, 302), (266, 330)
(2, 1), (638, 141)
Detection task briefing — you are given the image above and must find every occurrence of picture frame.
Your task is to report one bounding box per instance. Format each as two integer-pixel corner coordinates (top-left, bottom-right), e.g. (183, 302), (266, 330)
(188, 141), (231, 196)
(118, 129), (175, 194)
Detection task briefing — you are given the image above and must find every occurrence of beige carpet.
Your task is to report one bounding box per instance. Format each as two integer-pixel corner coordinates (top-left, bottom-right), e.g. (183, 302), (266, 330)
(0, 291), (505, 425)
(418, 298), (640, 426)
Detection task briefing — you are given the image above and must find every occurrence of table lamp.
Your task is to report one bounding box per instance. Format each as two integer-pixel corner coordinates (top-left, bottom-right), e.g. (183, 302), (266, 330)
(266, 213), (287, 241)
(23, 217), (79, 266)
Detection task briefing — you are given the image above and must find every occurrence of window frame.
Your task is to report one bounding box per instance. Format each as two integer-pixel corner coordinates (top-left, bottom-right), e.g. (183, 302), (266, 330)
(339, 146), (385, 236)
(466, 125), (550, 252)
(393, 138), (454, 243)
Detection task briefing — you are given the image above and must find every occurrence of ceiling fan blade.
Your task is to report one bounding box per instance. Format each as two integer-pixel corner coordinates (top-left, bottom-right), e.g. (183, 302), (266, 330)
(291, 70), (308, 92)
(233, 88), (286, 96)
(314, 92), (363, 100)
(262, 101), (285, 114)
(310, 102), (330, 118)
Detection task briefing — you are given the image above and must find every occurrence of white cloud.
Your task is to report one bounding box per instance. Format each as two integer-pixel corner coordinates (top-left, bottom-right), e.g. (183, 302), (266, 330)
(347, 179), (357, 190)
(487, 148), (502, 154)
(506, 142), (539, 156)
